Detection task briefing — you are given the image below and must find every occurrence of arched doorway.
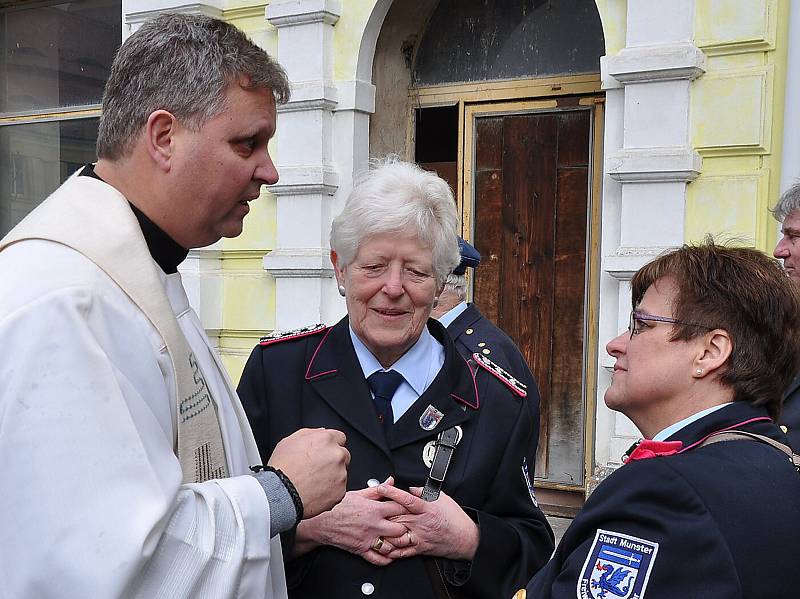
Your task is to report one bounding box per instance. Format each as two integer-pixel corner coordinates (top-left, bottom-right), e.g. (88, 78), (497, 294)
(370, 0), (606, 514)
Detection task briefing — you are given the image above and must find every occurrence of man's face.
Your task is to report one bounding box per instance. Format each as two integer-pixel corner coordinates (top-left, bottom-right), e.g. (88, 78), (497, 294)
(774, 210), (800, 283)
(168, 82), (278, 248)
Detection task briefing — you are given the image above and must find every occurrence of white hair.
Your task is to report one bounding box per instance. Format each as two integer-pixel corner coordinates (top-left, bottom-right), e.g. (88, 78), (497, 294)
(442, 273), (467, 301)
(330, 158), (460, 286)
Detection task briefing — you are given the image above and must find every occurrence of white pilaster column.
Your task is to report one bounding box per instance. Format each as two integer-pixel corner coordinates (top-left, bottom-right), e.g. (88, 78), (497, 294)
(595, 0), (706, 470)
(264, 0), (342, 329)
(123, 0), (227, 339)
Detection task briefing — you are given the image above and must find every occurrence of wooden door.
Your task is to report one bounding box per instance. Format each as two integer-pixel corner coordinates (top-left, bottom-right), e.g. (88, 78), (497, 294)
(466, 102), (592, 490)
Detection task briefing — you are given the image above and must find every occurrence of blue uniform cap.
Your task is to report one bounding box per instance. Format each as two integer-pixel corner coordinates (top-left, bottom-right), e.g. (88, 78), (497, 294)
(453, 237), (481, 275)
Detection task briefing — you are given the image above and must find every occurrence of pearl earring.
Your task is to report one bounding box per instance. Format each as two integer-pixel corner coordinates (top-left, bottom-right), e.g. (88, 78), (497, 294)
(338, 285), (346, 297)
(433, 296), (439, 308)
(696, 369), (702, 375)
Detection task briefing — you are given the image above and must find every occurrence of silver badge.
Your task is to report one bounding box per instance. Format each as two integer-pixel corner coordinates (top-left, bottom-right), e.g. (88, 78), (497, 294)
(453, 425), (463, 444)
(419, 404), (444, 431)
(422, 441), (437, 467)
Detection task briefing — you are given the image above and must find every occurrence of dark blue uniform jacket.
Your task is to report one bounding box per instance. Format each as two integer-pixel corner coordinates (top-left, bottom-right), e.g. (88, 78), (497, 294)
(780, 374), (800, 450)
(446, 303), (536, 395)
(238, 317), (553, 599)
(523, 402), (800, 599)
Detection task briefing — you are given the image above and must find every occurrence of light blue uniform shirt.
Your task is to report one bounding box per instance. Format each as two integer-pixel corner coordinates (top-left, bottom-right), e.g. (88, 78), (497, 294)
(652, 402), (733, 441)
(349, 324), (445, 423)
(436, 301), (469, 328)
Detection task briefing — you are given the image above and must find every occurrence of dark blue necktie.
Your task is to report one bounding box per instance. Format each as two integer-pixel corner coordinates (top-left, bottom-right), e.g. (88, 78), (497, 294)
(367, 370), (404, 430)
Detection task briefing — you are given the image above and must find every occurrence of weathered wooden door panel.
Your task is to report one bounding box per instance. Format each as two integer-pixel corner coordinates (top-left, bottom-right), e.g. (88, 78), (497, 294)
(472, 107), (590, 487)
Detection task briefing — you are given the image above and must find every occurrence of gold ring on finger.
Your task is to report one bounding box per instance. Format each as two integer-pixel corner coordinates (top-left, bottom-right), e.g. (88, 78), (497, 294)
(372, 536), (384, 552)
(407, 530), (414, 546)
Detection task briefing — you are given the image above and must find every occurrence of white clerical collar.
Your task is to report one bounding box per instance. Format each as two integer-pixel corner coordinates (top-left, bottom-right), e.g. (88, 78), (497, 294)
(652, 402), (733, 441)
(437, 301), (469, 328)
(349, 324), (438, 396)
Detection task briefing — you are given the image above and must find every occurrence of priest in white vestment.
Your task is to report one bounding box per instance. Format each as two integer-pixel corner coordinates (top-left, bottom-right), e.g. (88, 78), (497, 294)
(0, 14), (349, 599)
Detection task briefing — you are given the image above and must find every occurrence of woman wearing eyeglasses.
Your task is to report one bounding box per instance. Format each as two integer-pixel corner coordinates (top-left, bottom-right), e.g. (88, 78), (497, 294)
(516, 240), (800, 599)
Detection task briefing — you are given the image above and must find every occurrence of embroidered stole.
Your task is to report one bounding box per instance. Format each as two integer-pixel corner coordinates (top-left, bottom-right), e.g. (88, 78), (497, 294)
(0, 171), (228, 483)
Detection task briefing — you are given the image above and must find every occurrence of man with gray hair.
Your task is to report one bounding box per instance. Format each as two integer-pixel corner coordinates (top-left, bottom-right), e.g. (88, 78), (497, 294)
(432, 237), (538, 397)
(0, 13), (348, 598)
(772, 181), (800, 449)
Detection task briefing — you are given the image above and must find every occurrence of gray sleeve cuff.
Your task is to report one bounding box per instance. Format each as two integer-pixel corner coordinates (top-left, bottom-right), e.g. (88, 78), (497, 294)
(252, 471), (298, 537)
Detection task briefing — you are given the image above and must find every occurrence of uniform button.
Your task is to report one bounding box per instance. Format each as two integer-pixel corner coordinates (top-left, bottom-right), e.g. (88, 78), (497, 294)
(361, 582), (375, 595)
(465, 328), (474, 335)
(780, 425), (789, 434)
(478, 342), (486, 347)
(482, 348), (491, 355)
(367, 478), (380, 488)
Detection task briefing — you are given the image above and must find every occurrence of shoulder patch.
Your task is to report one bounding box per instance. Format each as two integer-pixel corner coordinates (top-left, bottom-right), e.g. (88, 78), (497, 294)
(258, 323), (328, 347)
(578, 529), (659, 599)
(472, 352), (527, 397)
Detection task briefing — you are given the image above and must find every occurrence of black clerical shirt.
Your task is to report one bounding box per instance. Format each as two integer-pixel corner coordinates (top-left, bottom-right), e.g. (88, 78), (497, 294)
(80, 164), (188, 273)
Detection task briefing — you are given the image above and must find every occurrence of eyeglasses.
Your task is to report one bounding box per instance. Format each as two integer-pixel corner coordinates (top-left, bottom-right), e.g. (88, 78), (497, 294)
(628, 310), (714, 339)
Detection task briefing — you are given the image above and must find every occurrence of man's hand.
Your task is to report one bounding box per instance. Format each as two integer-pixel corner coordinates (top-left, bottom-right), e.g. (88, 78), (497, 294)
(268, 428), (350, 519)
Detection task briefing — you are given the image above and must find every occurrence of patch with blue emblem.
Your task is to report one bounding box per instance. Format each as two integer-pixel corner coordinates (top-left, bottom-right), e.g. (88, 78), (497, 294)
(578, 529), (658, 599)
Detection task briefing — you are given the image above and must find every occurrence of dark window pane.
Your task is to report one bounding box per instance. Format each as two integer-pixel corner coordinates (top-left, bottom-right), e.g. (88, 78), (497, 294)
(1, 118), (98, 235)
(413, 0), (605, 86)
(0, 1), (121, 113)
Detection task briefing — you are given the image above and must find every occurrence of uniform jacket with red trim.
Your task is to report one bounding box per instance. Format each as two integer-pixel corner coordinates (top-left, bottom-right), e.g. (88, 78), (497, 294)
(523, 401), (800, 599)
(238, 316), (554, 599)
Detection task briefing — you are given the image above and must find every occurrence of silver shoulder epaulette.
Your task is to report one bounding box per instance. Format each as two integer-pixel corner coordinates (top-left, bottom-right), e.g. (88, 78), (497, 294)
(472, 352), (527, 397)
(258, 323), (328, 346)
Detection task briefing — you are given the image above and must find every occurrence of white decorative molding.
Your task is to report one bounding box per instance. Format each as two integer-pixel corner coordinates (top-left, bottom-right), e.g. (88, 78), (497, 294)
(335, 80), (377, 113)
(266, 0), (341, 26)
(279, 81), (338, 113)
(607, 147), (702, 183)
(599, 56), (624, 91)
(603, 246), (675, 280)
(125, 0), (222, 31)
(269, 165), (339, 195)
(262, 248), (335, 277)
(605, 42), (706, 84)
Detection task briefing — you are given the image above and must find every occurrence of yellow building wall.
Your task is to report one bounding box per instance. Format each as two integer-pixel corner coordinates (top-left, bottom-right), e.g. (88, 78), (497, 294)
(220, 2), (279, 382)
(594, 0), (627, 56)
(687, 0), (789, 250)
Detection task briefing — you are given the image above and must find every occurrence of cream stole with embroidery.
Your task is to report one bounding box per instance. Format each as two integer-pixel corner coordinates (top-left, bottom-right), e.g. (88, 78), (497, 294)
(0, 170), (228, 484)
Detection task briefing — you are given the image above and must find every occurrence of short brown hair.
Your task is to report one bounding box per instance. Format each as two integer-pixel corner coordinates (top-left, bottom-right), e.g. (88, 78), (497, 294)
(631, 239), (800, 419)
(97, 13), (290, 160)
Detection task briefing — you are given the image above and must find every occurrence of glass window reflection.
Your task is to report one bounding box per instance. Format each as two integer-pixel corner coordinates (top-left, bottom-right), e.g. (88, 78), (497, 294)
(1, 118), (98, 236)
(0, 1), (121, 113)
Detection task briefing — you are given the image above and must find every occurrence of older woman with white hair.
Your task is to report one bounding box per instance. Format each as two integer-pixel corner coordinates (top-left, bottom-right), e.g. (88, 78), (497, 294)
(239, 159), (554, 599)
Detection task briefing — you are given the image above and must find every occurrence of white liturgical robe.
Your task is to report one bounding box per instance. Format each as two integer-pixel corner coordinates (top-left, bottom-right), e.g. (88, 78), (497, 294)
(0, 174), (287, 598)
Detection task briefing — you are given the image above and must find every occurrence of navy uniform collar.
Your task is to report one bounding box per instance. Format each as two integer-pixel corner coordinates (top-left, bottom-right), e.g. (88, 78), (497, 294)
(445, 303), (482, 337)
(305, 317), (477, 456)
(665, 401), (776, 449)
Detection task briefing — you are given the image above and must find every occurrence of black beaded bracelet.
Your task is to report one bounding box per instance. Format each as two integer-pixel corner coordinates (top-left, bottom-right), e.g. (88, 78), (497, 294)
(251, 464), (304, 527)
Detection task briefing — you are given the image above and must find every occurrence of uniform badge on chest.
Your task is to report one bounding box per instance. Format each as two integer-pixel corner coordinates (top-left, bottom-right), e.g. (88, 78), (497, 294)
(419, 404), (444, 431)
